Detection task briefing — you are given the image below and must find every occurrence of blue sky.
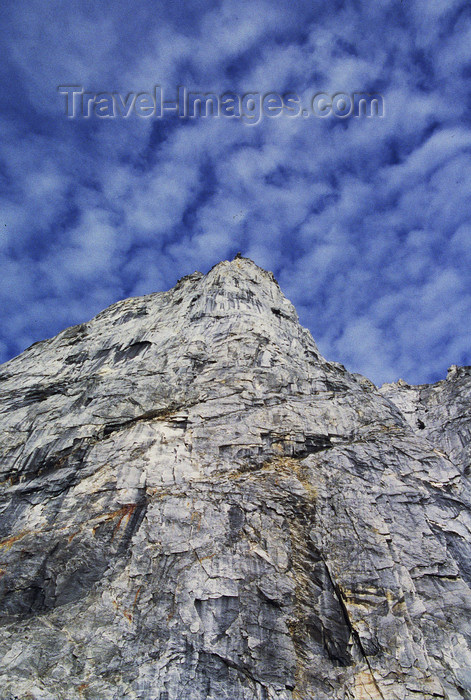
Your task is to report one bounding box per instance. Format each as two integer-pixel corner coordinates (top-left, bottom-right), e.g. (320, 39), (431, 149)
(1, 0), (470, 385)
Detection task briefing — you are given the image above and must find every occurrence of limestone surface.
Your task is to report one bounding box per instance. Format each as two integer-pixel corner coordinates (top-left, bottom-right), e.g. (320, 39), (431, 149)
(0, 257), (470, 699)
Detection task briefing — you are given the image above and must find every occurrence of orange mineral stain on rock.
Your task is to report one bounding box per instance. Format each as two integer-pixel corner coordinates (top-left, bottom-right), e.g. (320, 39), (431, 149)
(0, 531), (29, 550)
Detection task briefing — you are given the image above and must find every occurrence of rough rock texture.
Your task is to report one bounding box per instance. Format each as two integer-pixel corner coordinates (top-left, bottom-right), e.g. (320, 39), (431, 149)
(0, 257), (470, 699)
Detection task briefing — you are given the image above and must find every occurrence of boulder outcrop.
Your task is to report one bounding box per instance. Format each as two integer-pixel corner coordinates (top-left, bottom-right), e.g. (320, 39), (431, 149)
(0, 258), (470, 699)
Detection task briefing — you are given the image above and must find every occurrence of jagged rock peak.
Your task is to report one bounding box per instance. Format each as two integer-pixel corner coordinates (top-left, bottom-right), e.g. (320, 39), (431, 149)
(0, 259), (471, 699)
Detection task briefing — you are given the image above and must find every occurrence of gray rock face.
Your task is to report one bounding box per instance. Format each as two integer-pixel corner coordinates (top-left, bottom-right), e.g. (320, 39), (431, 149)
(0, 257), (470, 699)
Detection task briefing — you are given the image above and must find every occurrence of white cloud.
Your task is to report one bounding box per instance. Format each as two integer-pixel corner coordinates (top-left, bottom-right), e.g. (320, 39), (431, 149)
(0, 0), (469, 384)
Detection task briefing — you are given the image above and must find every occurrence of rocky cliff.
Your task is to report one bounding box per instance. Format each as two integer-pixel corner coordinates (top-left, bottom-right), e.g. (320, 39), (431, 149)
(0, 257), (470, 700)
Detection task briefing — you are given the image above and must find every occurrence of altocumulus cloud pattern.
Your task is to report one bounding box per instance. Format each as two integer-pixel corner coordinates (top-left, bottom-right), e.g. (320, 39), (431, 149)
(0, 0), (470, 385)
